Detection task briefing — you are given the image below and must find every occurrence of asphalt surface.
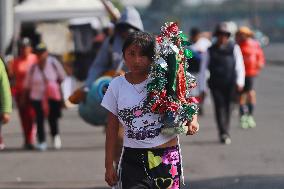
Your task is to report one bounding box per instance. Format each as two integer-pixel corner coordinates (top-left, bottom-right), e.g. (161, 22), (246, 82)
(0, 63), (284, 189)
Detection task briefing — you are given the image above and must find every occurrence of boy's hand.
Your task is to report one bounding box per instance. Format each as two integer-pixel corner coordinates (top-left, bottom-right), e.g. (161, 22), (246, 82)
(105, 165), (118, 187)
(187, 115), (199, 135)
(0, 113), (10, 124)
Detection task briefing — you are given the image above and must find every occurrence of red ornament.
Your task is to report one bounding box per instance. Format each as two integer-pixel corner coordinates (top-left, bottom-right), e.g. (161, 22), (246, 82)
(156, 35), (163, 44)
(168, 23), (179, 35)
(187, 97), (200, 104)
(165, 101), (179, 112)
(176, 63), (187, 103)
(160, 90), (167, 98)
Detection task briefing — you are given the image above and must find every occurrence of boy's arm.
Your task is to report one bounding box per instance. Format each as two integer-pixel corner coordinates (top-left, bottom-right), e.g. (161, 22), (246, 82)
(0, 59), (12, 115)
(105, 111), (119, 186)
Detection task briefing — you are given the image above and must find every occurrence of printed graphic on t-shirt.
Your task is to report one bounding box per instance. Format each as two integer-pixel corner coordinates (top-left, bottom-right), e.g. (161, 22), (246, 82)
(118, 97), (162, 140)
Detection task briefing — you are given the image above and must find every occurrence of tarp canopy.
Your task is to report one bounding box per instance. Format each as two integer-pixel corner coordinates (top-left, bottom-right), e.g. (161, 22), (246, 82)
(14, 0), (106, 22)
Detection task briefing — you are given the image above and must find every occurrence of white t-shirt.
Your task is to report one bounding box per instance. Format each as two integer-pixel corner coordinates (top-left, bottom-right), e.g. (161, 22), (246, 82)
(101, 75), (177, 148)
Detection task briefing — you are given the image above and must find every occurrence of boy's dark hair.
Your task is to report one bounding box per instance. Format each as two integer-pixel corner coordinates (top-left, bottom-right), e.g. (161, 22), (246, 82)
(122, 31), (155, 61)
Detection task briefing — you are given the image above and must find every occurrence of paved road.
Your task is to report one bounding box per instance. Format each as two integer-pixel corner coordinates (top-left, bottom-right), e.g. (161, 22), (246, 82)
(1, 64), (284, 189)
(263, 43), (284, 64)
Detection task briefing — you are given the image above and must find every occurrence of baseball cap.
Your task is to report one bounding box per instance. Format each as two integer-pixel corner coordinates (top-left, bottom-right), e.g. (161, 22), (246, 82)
(35, 42), (47, 54)
(214, 22), (231, 36)
(238, 26), (254, 36)
(19, 37), (31, 47)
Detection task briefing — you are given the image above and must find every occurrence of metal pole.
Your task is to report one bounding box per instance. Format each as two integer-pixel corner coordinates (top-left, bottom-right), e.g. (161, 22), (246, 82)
(0, 0), (14, 57)
(0, 0), (4, 56)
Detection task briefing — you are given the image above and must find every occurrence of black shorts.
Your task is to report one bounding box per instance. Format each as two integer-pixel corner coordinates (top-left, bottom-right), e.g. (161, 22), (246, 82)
(119, 145), (182, 189)
(243, 76), (255, 92)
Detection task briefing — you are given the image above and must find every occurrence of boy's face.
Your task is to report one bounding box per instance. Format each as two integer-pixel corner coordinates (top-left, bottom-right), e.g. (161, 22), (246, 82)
(123, 44), (152, 74)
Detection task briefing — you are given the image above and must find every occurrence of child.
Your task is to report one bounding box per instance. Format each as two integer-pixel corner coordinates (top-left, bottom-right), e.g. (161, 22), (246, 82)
(101, 31), (199, 188)
(0, 58), (12, 150)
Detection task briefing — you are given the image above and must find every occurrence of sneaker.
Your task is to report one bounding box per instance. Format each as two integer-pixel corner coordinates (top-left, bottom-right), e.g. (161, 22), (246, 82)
(240, 115), (249, 129)
(24, 143), (35, 150)
(36, 142), (47, 151)
(53, 135), (62, 150)
(0, 142), (5, 150)
(220, 134), (231, 145)
(247, 115), (256, 128)
(0, 136), (5, 150)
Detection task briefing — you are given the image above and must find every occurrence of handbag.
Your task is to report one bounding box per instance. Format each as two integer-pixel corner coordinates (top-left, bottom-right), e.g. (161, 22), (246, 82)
(46, 81), (62, 101)
(39, 62), (63, 102)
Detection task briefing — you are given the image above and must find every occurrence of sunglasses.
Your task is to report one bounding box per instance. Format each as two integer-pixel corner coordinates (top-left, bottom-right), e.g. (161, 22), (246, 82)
(216, 31), (231, 37)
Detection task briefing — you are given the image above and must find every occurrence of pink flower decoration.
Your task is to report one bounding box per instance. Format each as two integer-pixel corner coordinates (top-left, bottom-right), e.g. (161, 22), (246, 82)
(162, 150), (180, 165)
(169, 165), (178, 178)
(134, 109), (143, 117)
(171, 178), (179, 189)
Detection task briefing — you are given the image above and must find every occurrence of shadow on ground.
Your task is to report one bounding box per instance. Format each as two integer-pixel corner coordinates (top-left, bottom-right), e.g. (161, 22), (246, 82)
(0, 175), (283, 189)
(96, 175), (284, 189)
(181, 175), (284, 189)
(0, 145), (103, 153)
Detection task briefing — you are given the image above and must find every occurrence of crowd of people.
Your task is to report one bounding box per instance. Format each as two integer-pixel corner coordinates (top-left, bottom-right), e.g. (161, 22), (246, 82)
(0, 5), (265, 189)
(187, 22), (265, 145)
(1, 40), (66, 151)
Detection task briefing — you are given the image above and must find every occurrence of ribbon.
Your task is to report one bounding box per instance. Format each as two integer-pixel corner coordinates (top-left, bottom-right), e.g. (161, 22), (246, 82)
(176, 63), (187, 103)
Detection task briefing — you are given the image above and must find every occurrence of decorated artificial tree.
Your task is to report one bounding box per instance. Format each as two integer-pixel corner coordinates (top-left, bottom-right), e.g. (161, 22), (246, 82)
(147, 22), (199, 135)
